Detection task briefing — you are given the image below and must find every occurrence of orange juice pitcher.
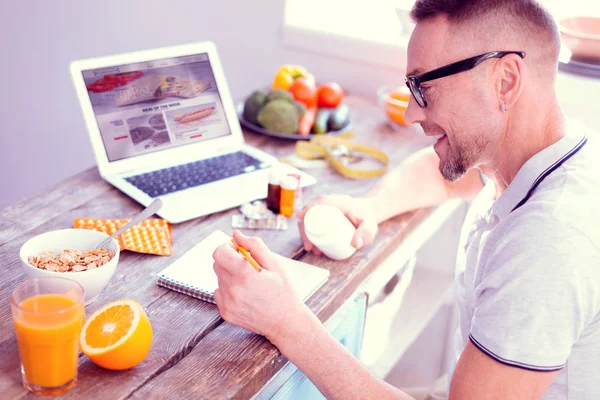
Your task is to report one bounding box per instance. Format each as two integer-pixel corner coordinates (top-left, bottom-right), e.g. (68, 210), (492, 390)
(10, 277), (85, 396)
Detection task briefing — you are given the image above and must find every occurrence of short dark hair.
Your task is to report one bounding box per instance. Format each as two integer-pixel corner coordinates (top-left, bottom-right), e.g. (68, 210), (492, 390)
(410, 0), (559, 46)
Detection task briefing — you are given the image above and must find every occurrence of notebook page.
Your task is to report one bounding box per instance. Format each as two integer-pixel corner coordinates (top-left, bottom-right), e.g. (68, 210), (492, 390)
(157, 230), (225, 294)
(274, 254), (330, 301)
(158, 230), (329, 301)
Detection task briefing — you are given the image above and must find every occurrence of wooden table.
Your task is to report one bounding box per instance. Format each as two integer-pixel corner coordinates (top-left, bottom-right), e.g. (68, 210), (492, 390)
(0, 96), (449, 399)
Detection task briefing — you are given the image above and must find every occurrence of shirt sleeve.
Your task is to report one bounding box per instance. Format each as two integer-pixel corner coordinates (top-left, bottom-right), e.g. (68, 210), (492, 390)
(469, 215), (600, 371)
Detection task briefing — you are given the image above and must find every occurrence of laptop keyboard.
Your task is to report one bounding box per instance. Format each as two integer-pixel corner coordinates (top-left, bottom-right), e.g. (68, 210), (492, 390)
(125, 151), (267, 198)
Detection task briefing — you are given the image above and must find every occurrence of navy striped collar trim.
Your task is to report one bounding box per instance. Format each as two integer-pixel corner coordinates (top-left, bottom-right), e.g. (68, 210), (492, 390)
(491, 131), (588, 219)
(469, 334), (564, 372)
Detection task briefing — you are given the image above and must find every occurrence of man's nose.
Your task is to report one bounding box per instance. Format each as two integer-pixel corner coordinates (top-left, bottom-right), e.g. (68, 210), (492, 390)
(404, 96), (425, 125)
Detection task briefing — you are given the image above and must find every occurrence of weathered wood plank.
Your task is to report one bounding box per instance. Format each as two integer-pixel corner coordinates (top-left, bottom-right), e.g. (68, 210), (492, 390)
(0, 169), (113, 244)
(128, 322), (287, 400)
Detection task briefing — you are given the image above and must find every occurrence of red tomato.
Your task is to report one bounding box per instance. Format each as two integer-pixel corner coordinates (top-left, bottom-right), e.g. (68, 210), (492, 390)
(289, 78), (318, 108)
(317, 83), (344, 108)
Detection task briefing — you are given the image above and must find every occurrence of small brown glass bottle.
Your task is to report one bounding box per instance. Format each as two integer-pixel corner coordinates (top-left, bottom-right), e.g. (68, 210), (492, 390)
(267, 170), (282, 214)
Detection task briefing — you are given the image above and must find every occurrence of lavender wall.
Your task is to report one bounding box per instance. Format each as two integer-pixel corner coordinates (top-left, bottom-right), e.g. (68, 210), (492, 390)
(0, 1), (276, 208)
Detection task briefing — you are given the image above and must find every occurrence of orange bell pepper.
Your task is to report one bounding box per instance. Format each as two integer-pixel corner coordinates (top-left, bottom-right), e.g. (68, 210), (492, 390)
(272, 65), (315, 91)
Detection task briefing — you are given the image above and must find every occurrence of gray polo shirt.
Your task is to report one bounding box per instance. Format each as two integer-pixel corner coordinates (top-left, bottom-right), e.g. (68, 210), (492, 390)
(449, 125), (600, 399)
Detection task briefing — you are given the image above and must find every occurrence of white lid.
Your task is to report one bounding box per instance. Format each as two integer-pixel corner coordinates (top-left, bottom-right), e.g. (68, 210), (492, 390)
(281, 176), (298, 190)
(269, 169), (283, 184)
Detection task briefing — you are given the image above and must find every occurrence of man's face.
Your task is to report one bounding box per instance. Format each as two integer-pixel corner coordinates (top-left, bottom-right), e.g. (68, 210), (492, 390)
(404, 17), (502, 182)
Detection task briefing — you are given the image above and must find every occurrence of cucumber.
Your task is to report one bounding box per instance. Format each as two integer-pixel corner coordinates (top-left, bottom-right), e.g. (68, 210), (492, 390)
(328, 104), (350, 131)
(313, 108), (333, 134)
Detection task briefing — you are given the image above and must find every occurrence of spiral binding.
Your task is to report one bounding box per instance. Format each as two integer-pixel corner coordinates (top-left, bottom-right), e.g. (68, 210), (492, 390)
(157, 276), (215, 304)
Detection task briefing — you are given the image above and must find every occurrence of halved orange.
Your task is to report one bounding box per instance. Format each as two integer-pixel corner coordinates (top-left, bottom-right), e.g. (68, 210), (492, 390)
(80, 299), (152, 370)
(387, 108), (407, 126)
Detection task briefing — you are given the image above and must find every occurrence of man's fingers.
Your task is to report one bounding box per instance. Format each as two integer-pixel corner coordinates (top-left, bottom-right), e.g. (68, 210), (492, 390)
(351, 234), (364, 249)
(352, 220), (378, 249)
(213, 261), (233, 281)
(296, 205), (310, 220)
(212, 243), (251, 276)
(232, 230), (279, 271)
(345, 212), (362, 229)
(297, 218), (314, 252)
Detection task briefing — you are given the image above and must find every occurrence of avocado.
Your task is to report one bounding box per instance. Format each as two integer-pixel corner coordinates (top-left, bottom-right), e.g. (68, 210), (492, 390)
(266, 89), (294, 103)
(293, 100), (307, 118)
(243, 90), (267, 125)
(257, 99), (299, 134)
(328, 104), (350, 131)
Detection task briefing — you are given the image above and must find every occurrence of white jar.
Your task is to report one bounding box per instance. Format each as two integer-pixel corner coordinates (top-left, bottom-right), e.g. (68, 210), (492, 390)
(303, 204), (357, 260)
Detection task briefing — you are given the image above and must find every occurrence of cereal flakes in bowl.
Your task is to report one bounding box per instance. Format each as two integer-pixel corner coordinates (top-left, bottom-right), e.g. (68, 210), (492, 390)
(28, 248), (115, 272)
(19, 229), (120, 305)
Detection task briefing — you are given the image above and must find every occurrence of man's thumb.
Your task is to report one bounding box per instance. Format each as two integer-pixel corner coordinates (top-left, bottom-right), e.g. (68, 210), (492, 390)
(352, 223), (376, 249)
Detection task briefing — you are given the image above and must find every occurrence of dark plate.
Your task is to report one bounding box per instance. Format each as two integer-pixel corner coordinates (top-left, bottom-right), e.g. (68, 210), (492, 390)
(236, 103), (351, 141)
(558, 47), (600, 78)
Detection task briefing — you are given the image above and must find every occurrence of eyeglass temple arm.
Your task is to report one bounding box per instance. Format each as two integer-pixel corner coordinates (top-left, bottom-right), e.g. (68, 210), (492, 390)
(416, 51), (525, 84)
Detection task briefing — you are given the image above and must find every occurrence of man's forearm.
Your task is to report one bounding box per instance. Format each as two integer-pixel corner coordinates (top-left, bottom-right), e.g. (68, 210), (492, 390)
(272, 305), (413, 400)
(362, 146), (484, 224)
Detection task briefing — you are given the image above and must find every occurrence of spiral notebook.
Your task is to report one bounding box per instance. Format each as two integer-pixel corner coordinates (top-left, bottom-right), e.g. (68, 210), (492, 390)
(157, 230), (330, 304)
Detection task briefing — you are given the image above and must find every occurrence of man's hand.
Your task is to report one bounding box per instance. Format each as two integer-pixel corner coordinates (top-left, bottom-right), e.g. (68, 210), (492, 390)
(213, 231), (412, 400)
(212, 230), (305, 342)
(296, 194), (378, 255)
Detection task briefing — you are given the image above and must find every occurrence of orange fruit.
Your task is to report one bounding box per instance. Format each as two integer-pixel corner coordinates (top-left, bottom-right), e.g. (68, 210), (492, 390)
(385, 86), (410, 126)
(80, 299), (152, 370)
(387, 108), (407, 126)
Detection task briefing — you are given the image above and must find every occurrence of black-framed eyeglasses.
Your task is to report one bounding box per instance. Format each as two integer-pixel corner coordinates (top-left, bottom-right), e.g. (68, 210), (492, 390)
(405, 51), (526, 108)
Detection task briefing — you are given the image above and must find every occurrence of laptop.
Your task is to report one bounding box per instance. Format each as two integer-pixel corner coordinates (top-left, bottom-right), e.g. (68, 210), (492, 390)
(70, 42), (288, 223)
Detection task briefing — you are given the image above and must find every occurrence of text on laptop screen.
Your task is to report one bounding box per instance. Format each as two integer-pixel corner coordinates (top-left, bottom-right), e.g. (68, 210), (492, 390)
(82, 54), (231, 162)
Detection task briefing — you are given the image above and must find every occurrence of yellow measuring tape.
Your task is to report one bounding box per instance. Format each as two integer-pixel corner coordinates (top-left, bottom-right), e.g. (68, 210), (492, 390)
(283, 132), (389, 179)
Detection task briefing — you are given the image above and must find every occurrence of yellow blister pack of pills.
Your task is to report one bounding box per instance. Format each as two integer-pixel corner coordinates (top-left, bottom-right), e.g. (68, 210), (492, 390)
(74, 218), (173, 256)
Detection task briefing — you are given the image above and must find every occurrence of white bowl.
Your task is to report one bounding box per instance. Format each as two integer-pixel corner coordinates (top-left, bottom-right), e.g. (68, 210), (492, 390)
(559, 16), (600, 62)
(376, 84), (412, 132)
(19, 229), (120, 305)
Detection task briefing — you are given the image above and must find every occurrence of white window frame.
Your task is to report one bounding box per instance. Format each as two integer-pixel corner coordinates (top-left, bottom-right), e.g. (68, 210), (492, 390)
(282, 0), (414, 71)
(281, 0), (597, 72)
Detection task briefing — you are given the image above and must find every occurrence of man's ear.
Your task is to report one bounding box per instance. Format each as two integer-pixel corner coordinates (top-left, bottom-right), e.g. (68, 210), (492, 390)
(496, 54), (524, 110)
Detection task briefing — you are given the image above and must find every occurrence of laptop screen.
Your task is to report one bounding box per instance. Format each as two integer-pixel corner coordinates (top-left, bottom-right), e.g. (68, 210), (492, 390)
(82, 53), (232, 162)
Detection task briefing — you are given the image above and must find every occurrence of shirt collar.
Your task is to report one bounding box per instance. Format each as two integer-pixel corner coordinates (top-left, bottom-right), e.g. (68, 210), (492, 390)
(491, 127), (588, 220)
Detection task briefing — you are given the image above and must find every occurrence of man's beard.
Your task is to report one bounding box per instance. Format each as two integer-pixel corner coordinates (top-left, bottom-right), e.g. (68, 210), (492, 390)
(439, 133), (487, 182)
(440, 144), (470, 182)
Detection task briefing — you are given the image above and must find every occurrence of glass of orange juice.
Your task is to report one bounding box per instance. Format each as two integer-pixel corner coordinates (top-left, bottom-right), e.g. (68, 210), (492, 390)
(10, 277), (85, 396)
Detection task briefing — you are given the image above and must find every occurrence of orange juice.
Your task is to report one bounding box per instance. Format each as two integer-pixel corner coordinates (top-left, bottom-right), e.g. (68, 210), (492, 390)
(13, 293), (85, 390)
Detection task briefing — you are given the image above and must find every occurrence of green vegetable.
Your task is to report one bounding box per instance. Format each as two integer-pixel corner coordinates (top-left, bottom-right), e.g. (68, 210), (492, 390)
(293, 100), (307, 118)
(313, 108), (333, 134)
(266, 89), (294, 103)
(328, 104), (350, 131)
(243, 90), (267, 125)
(257, 99), (299, 134)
